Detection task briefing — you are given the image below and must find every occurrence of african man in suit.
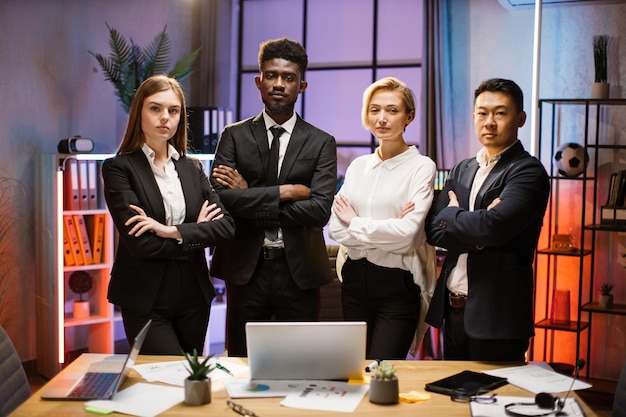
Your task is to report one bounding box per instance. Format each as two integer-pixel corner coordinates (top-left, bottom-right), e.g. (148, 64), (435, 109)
(425, 78), (550, 362)
(210, 38), (337, 357)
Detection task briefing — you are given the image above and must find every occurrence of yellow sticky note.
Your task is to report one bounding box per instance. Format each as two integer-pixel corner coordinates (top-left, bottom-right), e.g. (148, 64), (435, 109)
(399, 390), (432, 403)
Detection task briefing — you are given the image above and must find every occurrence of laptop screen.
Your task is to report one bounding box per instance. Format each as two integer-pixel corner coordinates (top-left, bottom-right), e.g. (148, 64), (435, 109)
(110, 319), (152, 394)
(245, 321), (366, 381)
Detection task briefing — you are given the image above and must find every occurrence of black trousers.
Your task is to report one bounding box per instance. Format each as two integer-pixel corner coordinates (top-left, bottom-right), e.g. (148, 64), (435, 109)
(121, 261), (210, 356)
(341, 257), (421, 360)
(443, 304), (528, 362)
(225, 254), (320, 357)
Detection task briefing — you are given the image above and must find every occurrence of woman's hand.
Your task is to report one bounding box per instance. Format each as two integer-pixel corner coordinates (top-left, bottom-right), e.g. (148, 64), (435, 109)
(196, 200), (224, 223)
(398, 201), (415, 219)
(125, 204), (181, 239)
(332, 194), (358, 226)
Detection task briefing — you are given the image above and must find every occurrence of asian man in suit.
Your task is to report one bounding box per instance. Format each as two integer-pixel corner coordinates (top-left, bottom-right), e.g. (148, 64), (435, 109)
(424, 78), (550, 362)
(210, 38), (337, 357)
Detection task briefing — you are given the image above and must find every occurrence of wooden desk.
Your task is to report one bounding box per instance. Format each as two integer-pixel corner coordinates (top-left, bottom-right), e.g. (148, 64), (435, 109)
(12, 354), (597, 417)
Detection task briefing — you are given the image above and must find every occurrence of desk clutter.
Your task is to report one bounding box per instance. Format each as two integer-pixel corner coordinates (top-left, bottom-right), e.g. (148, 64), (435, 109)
(23, 354), (598, 417)
(25, 322), (597, 417)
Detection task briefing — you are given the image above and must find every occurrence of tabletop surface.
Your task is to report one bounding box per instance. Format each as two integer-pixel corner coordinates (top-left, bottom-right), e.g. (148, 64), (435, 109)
(11, 354), (597, 417)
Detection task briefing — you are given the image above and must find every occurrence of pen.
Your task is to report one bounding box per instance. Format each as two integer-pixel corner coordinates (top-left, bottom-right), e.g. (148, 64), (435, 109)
(227, 400), (259, 416)
(365, 359), (381, 372)
(216, 362), (233, 376)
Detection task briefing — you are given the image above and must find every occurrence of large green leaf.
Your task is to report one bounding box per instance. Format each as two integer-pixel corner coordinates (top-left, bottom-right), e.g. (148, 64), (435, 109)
(143, 25), (172, 77)
(170, 47), (202, 81)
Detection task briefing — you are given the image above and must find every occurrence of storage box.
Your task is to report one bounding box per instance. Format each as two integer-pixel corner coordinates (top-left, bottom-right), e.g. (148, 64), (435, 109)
(601, 206), (626, 225)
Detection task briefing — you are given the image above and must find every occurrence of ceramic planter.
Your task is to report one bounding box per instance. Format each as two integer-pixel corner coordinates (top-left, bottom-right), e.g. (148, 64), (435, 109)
(591, 82), (609, 99)
(184, 377), (211, 405)
(73, 301), (90, 320)
(599, 294), (614, 309)
(369, 376), (399, 404)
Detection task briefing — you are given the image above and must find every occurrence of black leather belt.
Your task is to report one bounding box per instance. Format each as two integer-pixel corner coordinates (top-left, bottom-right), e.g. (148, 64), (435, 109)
(449, 293), (467, 309)
(263, 247), (285, 260)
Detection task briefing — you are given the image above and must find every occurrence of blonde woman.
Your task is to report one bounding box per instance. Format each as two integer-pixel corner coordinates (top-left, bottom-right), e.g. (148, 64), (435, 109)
(329, 77), (436, 360)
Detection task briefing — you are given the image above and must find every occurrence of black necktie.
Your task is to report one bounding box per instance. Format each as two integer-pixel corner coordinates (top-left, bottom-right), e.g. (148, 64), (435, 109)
(267, 126), (285, 186)
(266, 126), (285, 241)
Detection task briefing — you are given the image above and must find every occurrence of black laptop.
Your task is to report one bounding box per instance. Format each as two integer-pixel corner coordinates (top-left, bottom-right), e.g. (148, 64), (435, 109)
(41, 319), (151, 400)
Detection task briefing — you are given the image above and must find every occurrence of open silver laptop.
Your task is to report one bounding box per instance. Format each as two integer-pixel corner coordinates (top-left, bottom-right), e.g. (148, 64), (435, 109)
(41, 319), (152, 400)
(245, 321), (366, 381)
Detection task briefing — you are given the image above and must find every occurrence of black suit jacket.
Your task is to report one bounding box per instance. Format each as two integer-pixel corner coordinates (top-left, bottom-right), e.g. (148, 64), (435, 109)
(425, 140), (550, 340)
(210, 113), (337, 289)
(102, 150), (235, 314)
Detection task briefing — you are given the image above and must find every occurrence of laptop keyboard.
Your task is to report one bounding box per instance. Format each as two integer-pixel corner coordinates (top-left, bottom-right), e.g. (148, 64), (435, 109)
(68, 372), (119, 398)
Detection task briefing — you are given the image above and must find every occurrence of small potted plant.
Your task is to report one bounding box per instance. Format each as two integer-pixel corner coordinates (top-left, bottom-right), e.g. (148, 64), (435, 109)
(68, 271), (92, 319)
(182, 349), (215, 406)
(369, 360), (399, 404)
(599, 282), (614, 309)
(592, 35), (609, 99)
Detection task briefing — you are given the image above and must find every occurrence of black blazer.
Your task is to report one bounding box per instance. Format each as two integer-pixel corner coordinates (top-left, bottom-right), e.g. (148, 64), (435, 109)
(210, 113), (337, 289)
(425, 141), (550, 340)
(102, 150), (235, 314)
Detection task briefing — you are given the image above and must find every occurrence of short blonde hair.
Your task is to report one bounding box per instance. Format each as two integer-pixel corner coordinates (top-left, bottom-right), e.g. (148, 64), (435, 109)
(361, 77), (416, 129)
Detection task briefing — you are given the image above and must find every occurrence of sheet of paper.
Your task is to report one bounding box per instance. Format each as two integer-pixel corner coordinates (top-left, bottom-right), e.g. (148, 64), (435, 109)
(470, 395), (586, 417)
(280, 380), (369, 413)
(134, 358), (249, 386)
(85, 383), (183, 417)
(224, 378), (312, 398)
(484, 365), (592, 394)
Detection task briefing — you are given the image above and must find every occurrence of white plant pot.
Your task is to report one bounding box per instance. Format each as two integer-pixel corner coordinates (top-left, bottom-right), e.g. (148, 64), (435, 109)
(369, 376), (399, 404)
(184, 377), (211, 405)
(73, 301), (90, 320)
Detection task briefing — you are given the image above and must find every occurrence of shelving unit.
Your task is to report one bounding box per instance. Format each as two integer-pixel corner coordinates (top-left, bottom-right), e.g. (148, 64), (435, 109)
(533, 98), (626, 381)
(35, 153), (222, 379)
(35, 154), (117, 379)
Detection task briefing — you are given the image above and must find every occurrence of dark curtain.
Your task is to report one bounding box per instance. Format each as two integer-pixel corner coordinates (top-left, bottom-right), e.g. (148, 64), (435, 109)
(190, 0), (233, 107)
(422, 0), (457, 170)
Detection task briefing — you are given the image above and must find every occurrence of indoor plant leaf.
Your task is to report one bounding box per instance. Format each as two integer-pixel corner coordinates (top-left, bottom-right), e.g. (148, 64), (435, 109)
(169, 47), (202, 81)
(90, 23), (200, 113)
(143, 25), (172, 77)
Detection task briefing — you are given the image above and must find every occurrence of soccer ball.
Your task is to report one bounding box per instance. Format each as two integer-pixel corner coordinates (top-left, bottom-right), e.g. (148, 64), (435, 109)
(554, 142), (589, 177)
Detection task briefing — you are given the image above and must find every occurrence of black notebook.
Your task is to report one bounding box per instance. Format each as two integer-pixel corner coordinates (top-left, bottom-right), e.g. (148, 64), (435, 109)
(425, 370), (508, 396)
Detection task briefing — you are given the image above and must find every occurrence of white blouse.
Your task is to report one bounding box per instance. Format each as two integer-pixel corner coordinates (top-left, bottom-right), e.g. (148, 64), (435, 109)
(141, 143), (186, 227)
(329, 145), (437, 296)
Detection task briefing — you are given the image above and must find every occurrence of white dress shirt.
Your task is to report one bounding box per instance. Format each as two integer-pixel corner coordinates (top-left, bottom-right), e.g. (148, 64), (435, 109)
(445, 145), (508, 295)
(141, 143), (186, 229)
(261, 112), (297, 248)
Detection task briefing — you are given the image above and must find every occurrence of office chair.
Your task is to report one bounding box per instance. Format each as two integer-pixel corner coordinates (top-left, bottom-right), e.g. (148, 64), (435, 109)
(0, 325), (31, 417)
(615, 360), (626, 417)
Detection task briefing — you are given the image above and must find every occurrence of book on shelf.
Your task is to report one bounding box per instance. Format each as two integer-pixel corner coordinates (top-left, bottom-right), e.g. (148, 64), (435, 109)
(72, 214), (93, 265)
(188, 107), (233, 154)
(87, 160), (99, 209)
(78, 160), (89, 210)
(90, 213), (106, 264)
(63, 215), (83, 266)
(62, 221), (76, 266)
(63, 159), (80, 210)
(603, 169), (626, 225)
(606, 170), (626, 208)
